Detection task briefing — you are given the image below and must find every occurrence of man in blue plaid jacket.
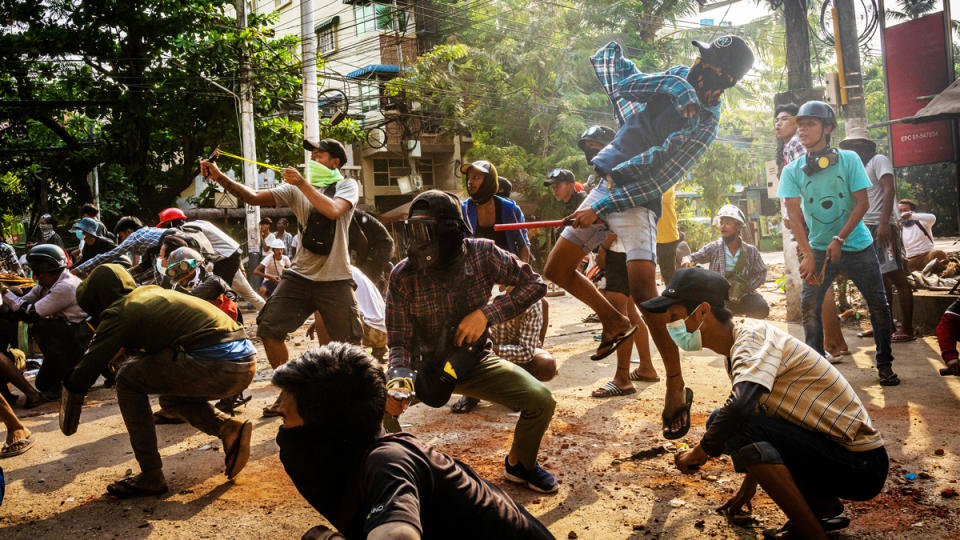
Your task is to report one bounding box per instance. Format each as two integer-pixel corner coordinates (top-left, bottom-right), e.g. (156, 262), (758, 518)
(544, 35), (754, 440)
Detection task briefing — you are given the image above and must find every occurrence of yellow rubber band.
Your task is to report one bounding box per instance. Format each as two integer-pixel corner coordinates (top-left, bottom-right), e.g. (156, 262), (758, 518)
(215, 150), (285, 173)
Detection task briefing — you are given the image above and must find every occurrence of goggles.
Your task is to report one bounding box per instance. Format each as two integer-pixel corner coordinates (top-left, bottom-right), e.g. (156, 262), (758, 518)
(402, 218), (437, 245)
(165, 258), (199, 279)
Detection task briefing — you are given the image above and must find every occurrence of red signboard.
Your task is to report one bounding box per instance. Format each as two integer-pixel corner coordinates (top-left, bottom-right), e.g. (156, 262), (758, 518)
(884, 12), (954, 167)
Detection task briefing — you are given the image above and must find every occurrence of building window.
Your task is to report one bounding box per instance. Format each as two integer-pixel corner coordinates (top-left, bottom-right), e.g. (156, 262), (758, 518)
(358, 82), (379, 113)
(417, 158), (434, 186)
(373, 158), (409, 187)
(317, 25), (336, 55)
(275, 0), (292, 9)
(355, 2), (409, 35)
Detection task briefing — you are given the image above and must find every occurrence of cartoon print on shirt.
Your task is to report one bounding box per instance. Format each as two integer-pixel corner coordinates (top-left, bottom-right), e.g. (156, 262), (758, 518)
(804, 175), (847, 226)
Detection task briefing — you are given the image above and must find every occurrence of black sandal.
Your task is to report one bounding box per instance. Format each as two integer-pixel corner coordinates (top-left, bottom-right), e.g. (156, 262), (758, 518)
(106, 478), (169, 499)
(662, 387), (694, 440)
(590, 325), (638, 361)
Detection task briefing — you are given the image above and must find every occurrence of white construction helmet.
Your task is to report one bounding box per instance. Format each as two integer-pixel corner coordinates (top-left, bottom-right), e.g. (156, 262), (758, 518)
(715, 204), (745, 225)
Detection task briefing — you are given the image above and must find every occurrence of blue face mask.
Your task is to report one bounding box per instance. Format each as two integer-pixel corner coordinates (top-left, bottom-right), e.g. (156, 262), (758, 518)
(74, 230), (84, 241)
(666, 308), (704, 352)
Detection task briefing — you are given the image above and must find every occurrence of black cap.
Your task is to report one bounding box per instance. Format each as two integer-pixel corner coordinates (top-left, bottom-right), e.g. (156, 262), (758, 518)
(692, 35), (755, 83)
(544, 168), (575, 186)
(639, 267), (729, 313)
(496, 177), (512, 198)
(304, 138), (348, 168)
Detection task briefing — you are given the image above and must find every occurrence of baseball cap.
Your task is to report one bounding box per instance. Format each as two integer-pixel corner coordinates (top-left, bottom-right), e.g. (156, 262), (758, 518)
(543, 168), (575, 186)
(639, 267), (730, 313)
(303, 138), (348, 168)
(691, 35), (755, 83)
(459, 160), (494, 176)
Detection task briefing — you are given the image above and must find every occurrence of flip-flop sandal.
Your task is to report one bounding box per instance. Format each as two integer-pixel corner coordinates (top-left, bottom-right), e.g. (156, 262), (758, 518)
(662, 387), (694, 440)
(590, 325), (638, 361)
(879, 371), (901, 386)
(762, 516), (850, 538)
(891, 333), (916, 342)
(450, 396), (480, 414)
(106, 478), (168, 499)
(858, 329), (874, 338)
(1, 437), (33, 458)
(153, 411), (186, 425)
(224, 420), (253, 479)
(629, 367), (660, 382)
(591, 381), (636, 398)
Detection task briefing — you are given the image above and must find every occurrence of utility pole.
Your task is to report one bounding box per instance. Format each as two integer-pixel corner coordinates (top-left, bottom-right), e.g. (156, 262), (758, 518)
(237, 0), (261, 257)
(834, 0), (867, 130)
(301, 0), (320, 164)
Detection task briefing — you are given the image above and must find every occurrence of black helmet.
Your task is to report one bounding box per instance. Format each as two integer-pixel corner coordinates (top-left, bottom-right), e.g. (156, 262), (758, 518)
(27, 244), (68, 273)
(578, 126), (616, 150)
(409, 190), (471, 232)
(692, 35), (755, 84)
(796, 100), (837, 127)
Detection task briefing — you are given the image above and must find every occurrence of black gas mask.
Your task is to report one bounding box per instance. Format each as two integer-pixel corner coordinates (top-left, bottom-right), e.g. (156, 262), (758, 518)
(404, 191), (471, 276)
(803, 147), (840, 176)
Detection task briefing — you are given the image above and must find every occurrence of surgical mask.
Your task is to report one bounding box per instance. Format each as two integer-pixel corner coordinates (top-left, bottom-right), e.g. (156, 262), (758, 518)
(75, 230), (84, 241)
(666, 308), (704, 352)
(155, 257), (165, 274)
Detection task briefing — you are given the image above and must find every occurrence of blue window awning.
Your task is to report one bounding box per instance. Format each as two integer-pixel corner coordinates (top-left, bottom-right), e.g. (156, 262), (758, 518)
(346, 64), (400, 79)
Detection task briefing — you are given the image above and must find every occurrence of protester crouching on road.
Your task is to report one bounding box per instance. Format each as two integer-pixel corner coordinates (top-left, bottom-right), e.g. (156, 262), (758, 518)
(461, 160), (531, 262)
(683, 204), (768, 318)
(384, 190), (557, 494)
(273, 343), (555, 540)
(839, 129), (915, 342)
(778, 101), (898, 386)
(1, 245), (92, 404)
(544, 35), (754, 439)
(202, 138), (363, 417)
(61, 264), (256, 498)
(899, 198), (946, 272)
(644, 268), (887, 539)
(70, 217), (117, 267)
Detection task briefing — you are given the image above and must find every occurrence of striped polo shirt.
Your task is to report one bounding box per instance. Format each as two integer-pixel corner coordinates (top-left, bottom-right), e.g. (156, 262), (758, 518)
(727, 319), (883, 452)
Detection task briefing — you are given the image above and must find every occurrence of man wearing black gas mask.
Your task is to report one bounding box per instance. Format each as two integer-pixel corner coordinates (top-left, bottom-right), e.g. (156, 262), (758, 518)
(544, 36), (754, 440)
(385, 190), (558, 493)
(778, 101), (898, 387)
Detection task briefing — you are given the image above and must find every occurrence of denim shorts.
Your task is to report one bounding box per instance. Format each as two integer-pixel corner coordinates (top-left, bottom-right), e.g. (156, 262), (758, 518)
(559, 183), (658, 262)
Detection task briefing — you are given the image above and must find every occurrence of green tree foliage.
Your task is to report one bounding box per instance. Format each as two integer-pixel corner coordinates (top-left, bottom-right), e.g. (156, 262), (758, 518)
(0, 0), (364, 227)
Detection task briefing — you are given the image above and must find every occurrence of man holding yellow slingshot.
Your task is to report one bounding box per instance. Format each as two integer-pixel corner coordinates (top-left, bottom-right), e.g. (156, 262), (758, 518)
(201, 139), (363, 416)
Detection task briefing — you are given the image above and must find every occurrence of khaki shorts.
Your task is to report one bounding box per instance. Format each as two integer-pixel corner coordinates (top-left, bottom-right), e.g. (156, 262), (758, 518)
(256, 270), (362, 344)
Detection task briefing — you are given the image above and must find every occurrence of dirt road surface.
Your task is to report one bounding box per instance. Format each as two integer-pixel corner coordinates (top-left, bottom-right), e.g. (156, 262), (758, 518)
(1, 286), (958, 538)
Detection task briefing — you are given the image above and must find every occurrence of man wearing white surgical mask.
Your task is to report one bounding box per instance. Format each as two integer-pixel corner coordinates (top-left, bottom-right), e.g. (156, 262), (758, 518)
(639, 267), (888, 539)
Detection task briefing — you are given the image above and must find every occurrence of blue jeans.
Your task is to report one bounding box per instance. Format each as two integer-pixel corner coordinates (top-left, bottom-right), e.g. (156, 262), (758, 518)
(801, 247), (893, 369)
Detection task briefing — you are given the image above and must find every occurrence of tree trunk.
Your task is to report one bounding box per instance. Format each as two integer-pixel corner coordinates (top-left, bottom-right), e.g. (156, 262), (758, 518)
(783, 0), (812, 90)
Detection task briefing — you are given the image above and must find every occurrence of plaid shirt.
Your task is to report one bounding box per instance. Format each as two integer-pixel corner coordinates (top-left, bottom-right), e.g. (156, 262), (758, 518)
(0, 243), (22, 276)
(783, 134), (805, 167)
(589, 42), (721, 218)
(688, 239), (767, 292)
(386, 239), (546, 370)
(74, 227), (166, 278)
(489, 296), (543, 365)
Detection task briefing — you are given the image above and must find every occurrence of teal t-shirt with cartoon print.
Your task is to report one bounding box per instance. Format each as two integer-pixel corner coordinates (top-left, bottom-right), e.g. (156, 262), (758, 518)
(777, 148), (873, 252)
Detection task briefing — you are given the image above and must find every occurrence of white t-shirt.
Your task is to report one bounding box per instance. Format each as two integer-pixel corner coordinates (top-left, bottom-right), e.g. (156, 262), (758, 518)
(259, 253), (291, 281)
(269, 178), (358, 282)
(901, 212), (937, 258)
(861, 154), (898, 226)
(350, 265), (386, 332)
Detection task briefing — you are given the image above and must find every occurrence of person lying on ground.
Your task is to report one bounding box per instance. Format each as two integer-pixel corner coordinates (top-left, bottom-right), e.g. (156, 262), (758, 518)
(682, 204), (768, 318)
(1, 245), (93, 404)
(642, 267), (888, 539)
(451, 284), (557, 414)
(61, 264), (256, 498)
(275, 343), (555, 540)
(385, 190), (557, 494)
(543, 36), (754, 440)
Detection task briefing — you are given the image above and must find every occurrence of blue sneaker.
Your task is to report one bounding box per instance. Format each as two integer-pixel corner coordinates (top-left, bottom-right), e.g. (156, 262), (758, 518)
(504, 456), (558, 493)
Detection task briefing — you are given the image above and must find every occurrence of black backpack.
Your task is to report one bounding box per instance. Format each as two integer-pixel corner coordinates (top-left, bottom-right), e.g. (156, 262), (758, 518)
(299, 184), (339, 256)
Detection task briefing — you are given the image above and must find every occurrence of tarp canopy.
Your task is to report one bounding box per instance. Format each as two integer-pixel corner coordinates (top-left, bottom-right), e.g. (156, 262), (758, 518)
(873, 77), (960, 127)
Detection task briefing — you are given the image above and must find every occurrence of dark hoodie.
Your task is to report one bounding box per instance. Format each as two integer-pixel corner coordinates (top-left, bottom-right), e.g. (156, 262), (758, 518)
(65, 264), (246, 392)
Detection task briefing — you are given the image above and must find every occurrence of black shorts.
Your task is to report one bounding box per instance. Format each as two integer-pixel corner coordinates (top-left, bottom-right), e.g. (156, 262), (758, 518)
(601, 250), (630, 295)
(256, 271), (362, 344)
